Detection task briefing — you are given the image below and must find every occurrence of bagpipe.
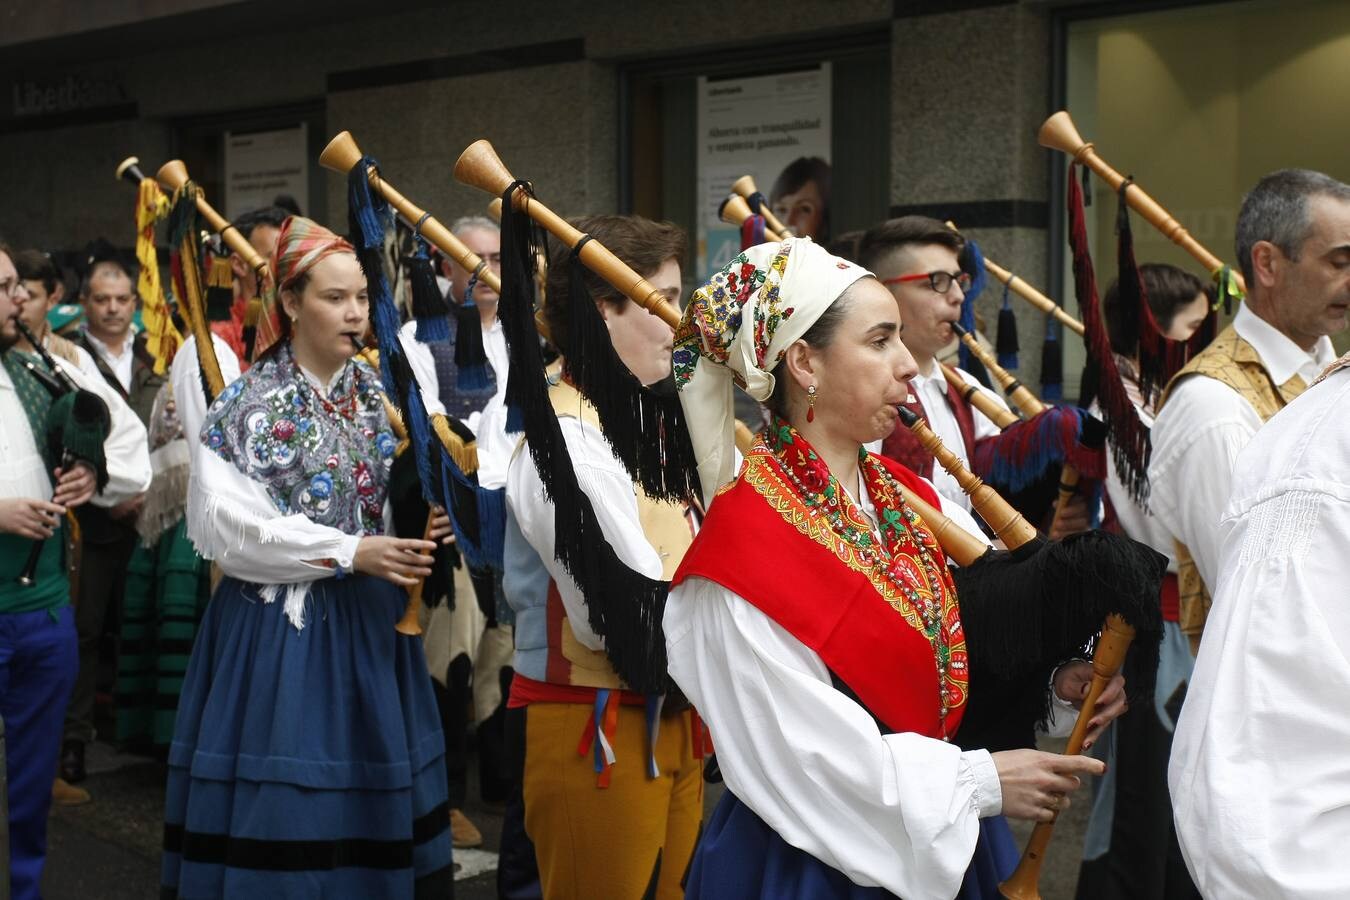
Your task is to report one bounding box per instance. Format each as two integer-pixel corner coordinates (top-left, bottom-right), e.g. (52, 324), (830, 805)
(114, 156), (229, 400)
(892, 406), (1160, 900)
(10, 320), (107, 590)
(1039, 111), (1245, 301)
(317, 131), (516, 636)
(1038, 110), (1223, 506)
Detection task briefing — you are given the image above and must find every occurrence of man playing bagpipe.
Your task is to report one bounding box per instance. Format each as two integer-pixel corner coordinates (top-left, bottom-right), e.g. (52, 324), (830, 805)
(1148, 169), (1350, 654)
(860, 216), (1097, 538)
(500, 213), (705, 900)
(0, 241), (151, 900)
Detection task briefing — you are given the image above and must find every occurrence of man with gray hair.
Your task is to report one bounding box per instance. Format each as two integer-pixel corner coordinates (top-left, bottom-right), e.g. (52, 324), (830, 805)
(1149, 169), (1350, 654)
(398, 214), (510, 850)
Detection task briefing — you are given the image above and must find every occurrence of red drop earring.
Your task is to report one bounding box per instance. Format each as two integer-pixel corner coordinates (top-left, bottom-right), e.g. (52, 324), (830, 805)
(806, 384), (817, 423)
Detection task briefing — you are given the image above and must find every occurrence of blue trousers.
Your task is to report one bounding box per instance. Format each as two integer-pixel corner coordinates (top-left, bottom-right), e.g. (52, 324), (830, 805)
(0, 606), (78, 900)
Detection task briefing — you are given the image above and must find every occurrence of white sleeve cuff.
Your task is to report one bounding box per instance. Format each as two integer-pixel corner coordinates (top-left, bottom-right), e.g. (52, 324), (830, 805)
(297, 532), (361, 575)
(961, 748), (1003, 817)
(1040, 663), (1083, 738)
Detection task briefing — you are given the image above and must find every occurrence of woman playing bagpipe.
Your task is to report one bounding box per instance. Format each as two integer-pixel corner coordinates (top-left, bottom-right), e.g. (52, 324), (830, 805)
(162, 217), (454, 898)
(664, 237), (1166, 899)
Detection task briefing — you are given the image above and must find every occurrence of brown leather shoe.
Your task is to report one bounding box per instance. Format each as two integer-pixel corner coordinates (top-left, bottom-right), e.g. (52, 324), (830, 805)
(52, 777), (91, 806)
(449, 808), (482, 849)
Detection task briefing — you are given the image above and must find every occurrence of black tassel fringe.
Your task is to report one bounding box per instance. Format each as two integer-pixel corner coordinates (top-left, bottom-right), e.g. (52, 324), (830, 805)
(408, 245), (450, 344)
(560, 245), (702, 503)
(497, 183), (673, 694)
(951, 531), (1165, 752)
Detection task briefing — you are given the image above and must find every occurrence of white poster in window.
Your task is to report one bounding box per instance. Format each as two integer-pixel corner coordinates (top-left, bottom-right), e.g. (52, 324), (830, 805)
(696, 64), (831, 278)
(223, 124), (308, 220)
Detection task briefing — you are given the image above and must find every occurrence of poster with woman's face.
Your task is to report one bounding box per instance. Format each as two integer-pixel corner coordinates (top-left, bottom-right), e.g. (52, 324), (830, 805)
(696, 65), (832, 277)
(769, 156), (831, 243)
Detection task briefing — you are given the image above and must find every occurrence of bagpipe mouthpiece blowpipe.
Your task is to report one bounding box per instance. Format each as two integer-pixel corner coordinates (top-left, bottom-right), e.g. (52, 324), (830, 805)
(951, 322), (1045, 418)
(895, 405), (1039, 549)
(949, 323), (1084, 531)
(940, 363), (1020, 430)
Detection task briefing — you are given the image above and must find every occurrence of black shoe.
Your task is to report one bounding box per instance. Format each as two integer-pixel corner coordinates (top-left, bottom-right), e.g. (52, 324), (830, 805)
(60, 740), (86, 784)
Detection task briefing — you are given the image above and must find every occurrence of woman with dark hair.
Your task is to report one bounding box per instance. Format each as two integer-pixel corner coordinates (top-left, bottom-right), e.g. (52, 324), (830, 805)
(771, 156), (831, 242)
(162, 217), (454, 898)
(665, 237), (1161, 899)
(1076, 262), (1211, 900)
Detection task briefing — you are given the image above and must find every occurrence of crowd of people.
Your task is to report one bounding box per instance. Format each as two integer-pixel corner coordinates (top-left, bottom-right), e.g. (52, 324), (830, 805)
(0, 159), (1345, 900)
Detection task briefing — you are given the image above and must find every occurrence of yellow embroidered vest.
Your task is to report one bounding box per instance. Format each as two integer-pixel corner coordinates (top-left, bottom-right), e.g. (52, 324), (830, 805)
(541, 380), (696, 690)
(1158, 325), (1307, 648)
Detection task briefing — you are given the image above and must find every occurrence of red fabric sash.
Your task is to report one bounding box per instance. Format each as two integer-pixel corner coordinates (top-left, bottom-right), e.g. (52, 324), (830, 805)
(673, 451), (967, 740)
(881, 375), (977, 479)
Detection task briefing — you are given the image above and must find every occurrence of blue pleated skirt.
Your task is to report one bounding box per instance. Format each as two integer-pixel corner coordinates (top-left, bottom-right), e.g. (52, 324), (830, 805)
(161, 575), (453, 899)
(686, 791), (1017, 900)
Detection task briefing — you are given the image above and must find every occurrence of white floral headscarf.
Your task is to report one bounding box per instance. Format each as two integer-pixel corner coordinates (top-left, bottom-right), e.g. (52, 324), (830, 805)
(672, 237), (869, 504)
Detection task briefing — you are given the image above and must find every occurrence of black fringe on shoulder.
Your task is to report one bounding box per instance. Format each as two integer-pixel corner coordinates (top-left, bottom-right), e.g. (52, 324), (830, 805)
(560, 245), (701, 503)
(951, 530), (1165, 752)
(498, 183), (671, 694)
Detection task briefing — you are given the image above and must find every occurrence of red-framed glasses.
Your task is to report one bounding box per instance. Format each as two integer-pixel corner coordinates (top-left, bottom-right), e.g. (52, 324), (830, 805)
(880, 270), (972, 293)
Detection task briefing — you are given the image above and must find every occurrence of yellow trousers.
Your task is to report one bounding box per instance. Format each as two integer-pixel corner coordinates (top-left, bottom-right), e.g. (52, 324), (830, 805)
(523, 702), (704, 900)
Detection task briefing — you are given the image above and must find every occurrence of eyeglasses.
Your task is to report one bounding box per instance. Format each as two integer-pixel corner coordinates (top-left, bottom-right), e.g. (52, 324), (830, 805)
(881, 270), (971, 294)
(0, 278), (29, 299)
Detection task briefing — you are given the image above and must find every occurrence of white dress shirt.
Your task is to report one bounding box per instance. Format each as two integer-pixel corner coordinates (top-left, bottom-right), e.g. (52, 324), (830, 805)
(1148, 304), (1336, 592)
(1170, 357), (1350, 899)
(82, 330), (135, 393)
(399, 317), (514, 490)
(169, 333), (243, 454)
(0, 352), (150, 507)
(1090, 387), (1177, 572)
(664, 475), (1003, 899)
(909, 364), (1008, 512)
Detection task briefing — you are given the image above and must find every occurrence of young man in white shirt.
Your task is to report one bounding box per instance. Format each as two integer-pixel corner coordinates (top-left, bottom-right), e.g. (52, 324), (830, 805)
(859, 216), (1092, 537)
(1149, 169), (1350, 653)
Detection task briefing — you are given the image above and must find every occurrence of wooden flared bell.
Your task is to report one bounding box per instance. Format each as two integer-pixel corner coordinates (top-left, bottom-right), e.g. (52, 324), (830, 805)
(318, 130), (363, 175)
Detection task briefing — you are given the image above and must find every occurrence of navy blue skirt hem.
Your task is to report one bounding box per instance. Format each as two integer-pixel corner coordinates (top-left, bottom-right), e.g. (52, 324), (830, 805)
(161, 575), (452, 899)
(685, 790), (1017, 900)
